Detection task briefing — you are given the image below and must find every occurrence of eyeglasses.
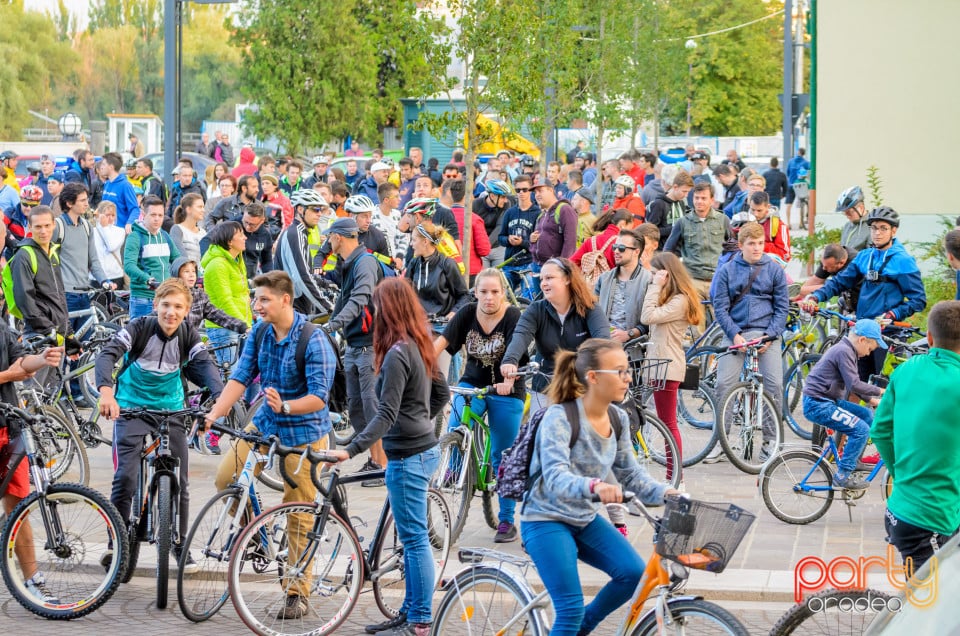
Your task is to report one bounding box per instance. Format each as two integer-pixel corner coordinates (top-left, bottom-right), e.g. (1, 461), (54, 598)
(869, 225), (892, 233)
(306, 206), (325, 213)
(515, 188), (531, 193)
(612, 244), (638, 253)
(593, 369), (632, 380)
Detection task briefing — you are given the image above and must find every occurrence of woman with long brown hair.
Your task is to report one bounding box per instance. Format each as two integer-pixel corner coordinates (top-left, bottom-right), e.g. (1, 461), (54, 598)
(640, 252), (704, 478)
(329, 277), (450, 636)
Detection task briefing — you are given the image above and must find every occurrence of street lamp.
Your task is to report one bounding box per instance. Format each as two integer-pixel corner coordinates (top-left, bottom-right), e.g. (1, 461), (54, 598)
(685, 40), (697, 137)
(58, 112), (82, 141)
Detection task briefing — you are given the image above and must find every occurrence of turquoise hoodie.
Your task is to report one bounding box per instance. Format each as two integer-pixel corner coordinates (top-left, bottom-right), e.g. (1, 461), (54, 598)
(123, 221), (180, 298)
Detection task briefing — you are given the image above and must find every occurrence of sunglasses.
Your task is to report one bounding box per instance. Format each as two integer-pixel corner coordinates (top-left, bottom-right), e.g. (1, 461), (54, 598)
(515, 188), (531, 193)
(612, 244), (638, 252)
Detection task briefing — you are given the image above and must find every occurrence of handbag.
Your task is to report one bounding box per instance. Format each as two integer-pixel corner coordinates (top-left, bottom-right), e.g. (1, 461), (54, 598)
(679, 363), (700, 391)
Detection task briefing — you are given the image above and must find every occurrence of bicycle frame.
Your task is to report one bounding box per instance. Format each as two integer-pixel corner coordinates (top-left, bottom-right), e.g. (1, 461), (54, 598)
(132, 423), (183, 546)
(796, 437), (886, 494)
(451, 392), (495, 490)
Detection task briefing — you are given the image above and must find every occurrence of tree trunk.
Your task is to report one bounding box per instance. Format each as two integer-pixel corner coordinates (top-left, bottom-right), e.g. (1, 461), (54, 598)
(462, 69), (478, 285)
(594, 125), (604, 215)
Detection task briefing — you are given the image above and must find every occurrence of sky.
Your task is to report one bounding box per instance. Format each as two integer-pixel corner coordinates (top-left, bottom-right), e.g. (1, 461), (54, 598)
(24, 0), (90, 29)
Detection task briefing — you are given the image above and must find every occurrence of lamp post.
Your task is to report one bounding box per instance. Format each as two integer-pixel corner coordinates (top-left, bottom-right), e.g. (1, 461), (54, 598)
(685, 39), (697, 137)
(58, 112), (82, 142)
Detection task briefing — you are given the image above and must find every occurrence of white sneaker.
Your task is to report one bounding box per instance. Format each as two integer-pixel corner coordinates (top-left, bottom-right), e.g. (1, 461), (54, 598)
(703, 446), (726, 464)
(25, 572), (60, 605)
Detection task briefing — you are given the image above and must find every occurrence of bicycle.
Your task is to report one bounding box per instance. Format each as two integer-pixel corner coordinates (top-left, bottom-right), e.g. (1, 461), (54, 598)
(431, 363), (544, 543)
(716, 336), (784, 474)
(769, 587), (893, 635)
(228, 445), (453, 636)
(0, 402), (129, 619)
(117, 405), (209, 609)
(432, 493), (754, 635)
(177, 422), (282, 622)
(759, 428), (893, 525)
(494, 249), (539, 306)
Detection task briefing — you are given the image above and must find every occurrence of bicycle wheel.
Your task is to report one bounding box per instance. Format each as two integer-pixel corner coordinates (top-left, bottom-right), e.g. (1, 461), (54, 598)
(880, 468), (893, 501)
(817, 334), (842, 355)
(432, 566), (546, 636)
(156, 473), (173, 609)
(473, 424), (499, 531)
(633, 408), (682, 488)
(431, 428), (475, 543)
(629, 598), (750, 635)
(330, 410), (354, 446)
(679, 346), (722, 432)
(372, 489), (452, 619)
(229, 502), (363, 636)
(121, 518), (141, 583)
(769, 588), (892, 635)
(35, 405), (89, 485)
(783, 355), (821, 441)
(761, 449), (835, 524)
(0, 483), (128, 619)
(178, 487), (250, 622)
(718, 383), (783, 474)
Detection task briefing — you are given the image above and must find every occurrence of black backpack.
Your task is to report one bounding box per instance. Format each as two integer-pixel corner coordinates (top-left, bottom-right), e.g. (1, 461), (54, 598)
(254, 321), (347, 414)
(118, 317), (191, 380)
(497, 401), (622, 501)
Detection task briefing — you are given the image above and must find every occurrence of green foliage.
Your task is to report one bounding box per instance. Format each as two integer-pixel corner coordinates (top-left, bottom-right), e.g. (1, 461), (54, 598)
(791, 223), (841, 266)
(865, 165), (884, 208)
(912, 274), (954, 332)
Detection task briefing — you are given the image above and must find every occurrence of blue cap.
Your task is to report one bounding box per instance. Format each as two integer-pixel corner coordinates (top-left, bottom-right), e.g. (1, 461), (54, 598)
(49, 171), (65, 183)
(853, 319), (888, 349)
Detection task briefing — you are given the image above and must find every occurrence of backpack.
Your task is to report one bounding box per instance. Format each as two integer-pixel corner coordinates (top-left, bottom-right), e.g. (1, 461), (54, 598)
(1, 245), (59, 319)
(366, 252), (398, 282)
(580, 233), (617, 286)
(53, 216), (91, 245)
(497, 401), (622, 501)
(254, 320), (347, 414)
(117, 317), (192, 380)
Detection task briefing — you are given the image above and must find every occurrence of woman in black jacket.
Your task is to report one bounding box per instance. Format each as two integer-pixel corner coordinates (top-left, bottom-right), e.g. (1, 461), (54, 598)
(330, 277), (450, 636)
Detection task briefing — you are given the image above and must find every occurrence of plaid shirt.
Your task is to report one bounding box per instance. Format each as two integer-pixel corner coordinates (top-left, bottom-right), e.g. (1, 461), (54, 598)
(232, 312), (335, 446)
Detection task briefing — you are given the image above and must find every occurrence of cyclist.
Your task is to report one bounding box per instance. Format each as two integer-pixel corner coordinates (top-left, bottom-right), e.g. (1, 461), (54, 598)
(10, 206), (72, 341)
(443, 179), (490, 284)
(521, 338), (679, 636)
(797, 243), (859, 313)
(835, 185), (871, 252)
(747, 191), (791, 261)
(96, 278), (224, 573)
(206, 270), (337, 621)
(124, 195), (180, 319)
(802, 207), (926, 380)
(435, 268), (527, 543)
(0, 329), (63, 604)
(274, 188), (328, 314)
(398, 197), (464, 274)
(611, 175), (646, 224)
(801, 319), (886, 490)
(709, 222), (789, 463)
(497, 174), (541, 294)
(646, 169), (693, 250)
(473, 179), (513, 268)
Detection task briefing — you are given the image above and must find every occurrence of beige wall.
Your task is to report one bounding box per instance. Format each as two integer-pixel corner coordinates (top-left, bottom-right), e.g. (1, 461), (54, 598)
(817, 1), (960, 215)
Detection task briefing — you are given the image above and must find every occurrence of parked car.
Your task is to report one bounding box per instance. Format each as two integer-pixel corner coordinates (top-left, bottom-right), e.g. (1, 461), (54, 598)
(140, 152), (217, 182)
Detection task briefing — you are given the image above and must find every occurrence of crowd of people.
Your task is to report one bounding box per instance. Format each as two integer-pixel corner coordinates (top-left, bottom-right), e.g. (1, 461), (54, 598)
(0, 139), (956, 636)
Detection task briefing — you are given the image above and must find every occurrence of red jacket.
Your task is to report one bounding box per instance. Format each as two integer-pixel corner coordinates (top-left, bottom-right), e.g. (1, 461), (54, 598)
(452, 204), (491, 276)
(613, 195), (646, 224)
(231, 147), (257, 178)
(571, 224), (619, 269)
(761, 215), (791, 261)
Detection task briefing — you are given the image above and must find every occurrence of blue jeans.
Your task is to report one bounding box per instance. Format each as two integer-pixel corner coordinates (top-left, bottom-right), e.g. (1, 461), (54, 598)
(522, 516), (646, 635)
(128, 295), (154, 319)
(66, 292), (91, 398)
(385, 445), (440, 624)
(802, 396), (872, 474)
(447, 383), (524, 524)
(207, 327), (257, 403)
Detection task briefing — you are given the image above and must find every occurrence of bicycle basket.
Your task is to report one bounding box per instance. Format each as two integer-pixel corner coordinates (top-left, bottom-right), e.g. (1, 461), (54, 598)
(632, 358), (670, 391)
(655, 498), (755, 573)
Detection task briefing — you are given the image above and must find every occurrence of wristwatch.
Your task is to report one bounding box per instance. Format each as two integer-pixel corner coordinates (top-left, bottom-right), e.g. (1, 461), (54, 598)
(281, 401), (291, 415)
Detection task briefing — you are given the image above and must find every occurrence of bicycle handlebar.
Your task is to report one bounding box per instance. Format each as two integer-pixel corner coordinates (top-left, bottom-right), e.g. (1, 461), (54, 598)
(274, 442), (340, 491)
(0, 402), (50, 425)
(726, 335), (778, 351)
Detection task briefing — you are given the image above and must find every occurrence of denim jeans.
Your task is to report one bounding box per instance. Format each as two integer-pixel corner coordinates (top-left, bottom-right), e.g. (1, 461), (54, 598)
(344, 346), (378, 434)
(447, 383), (524, 524)
(385, 445), (440, 624)
(66, 292), (92, 398)
(521, 516), (646, 635)
(128, 295), (154, 319)
(207, 327), (257, 403)
(801, 396), (872, 474)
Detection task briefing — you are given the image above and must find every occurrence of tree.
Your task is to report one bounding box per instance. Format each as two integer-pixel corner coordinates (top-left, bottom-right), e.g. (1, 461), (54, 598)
(180, 5), (243, 133)
(231, 0), (378, 154)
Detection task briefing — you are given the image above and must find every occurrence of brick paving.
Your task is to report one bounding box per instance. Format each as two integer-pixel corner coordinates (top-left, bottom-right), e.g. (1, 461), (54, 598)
(1, 426), (893, 634)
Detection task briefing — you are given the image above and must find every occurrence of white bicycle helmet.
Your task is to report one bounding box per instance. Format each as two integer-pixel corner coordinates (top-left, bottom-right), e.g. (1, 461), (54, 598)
(614, 175), (636, 194)
(344, 194), (377, 214)
(290, 188), (329, 209)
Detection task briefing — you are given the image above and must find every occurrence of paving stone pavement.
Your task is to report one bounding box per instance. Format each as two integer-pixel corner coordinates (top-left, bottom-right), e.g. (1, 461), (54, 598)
(1, 426), (892, 634)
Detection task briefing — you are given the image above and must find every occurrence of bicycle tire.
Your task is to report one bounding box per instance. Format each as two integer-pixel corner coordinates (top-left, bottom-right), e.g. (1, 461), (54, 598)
(783, 355), (821, 441)
(718, 383), (783, 474)
(373, 489), (452, 619)
(629, 598), (750, 636)
(36, 405), (90, 485)
(177, 487), (249, 622)
(432, 565), (546, 636)
(473, 424), (498, 531)
(156, 473), (173, 609)
(680, 346), (723, 432)
(817, 334), (842, 355)
(482, 491), (498, 531)
(881, 469), (893, 501)
(121, 518), (141, 583)
(431, 428), (475, 543)
(638, 408), (683, 487)
(229, 502), (363, 636)
(768, 588), (892, 635)
(761, 449), (835, 525)
(0, 483), (128, 619)
(330, 409), (355, 446)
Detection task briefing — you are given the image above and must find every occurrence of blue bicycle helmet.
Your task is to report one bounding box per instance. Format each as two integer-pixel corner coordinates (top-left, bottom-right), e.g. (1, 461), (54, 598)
(484, 179), (511, 196)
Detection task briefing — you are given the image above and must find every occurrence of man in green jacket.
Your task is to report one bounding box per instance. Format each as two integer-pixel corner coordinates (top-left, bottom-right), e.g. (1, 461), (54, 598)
(124, 195), (180, 318)
(872, 300), (960, 570)
(663, 181), (733, 302)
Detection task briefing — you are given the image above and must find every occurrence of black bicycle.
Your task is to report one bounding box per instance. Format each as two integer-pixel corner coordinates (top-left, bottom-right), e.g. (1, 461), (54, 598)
(0, 402), (128, 619)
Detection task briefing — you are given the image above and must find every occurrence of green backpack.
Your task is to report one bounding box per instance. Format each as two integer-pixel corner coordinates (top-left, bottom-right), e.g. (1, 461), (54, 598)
(1, 245), (58, 319)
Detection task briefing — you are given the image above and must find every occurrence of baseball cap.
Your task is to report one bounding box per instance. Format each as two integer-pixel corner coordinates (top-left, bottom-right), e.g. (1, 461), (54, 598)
(370, 161), (391, 172)
(312, 155), (329, 166)
(321, 218), (360, 237)
(531, 182), (553, 190)
(853, 319), (888, 350)
(49, 171), (65, 183)
(691, 151), (709, 161)
(574, 187), (595, 205)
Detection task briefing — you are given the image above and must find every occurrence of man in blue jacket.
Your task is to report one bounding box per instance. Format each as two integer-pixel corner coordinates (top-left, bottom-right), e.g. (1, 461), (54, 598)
(802, 207), (926, 379)
(710, 221), (789, 462)
(100, 152), (140, 230)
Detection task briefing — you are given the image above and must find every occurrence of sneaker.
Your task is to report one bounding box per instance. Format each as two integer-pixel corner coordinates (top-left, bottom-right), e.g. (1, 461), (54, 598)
(99, 548), (114, 571)
(174, 544), (199, 574)
(759, 441), (775, 463)
(25, 572), (60, 605)
(615, 523), (629, 538)
(860, 452), (880, 465)
(205, 432), (222, 455)
(833, 472), (869, 491)
(361, 459), (385, 487)
(71, 394), (92, 409)
(361, 459), (383, 472)
(494, 522), (518, 543)
(703, 446), (726, 464)
(388, 623), (431, 636)
(276, 594), (309, 620)
(366, 612), (407, 634)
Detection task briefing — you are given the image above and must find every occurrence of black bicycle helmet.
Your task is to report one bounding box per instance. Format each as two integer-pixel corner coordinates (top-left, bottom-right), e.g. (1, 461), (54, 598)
(866, 206), (900, 228)
(519, 154), (537, 168)
(835, 185), (864, 212)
